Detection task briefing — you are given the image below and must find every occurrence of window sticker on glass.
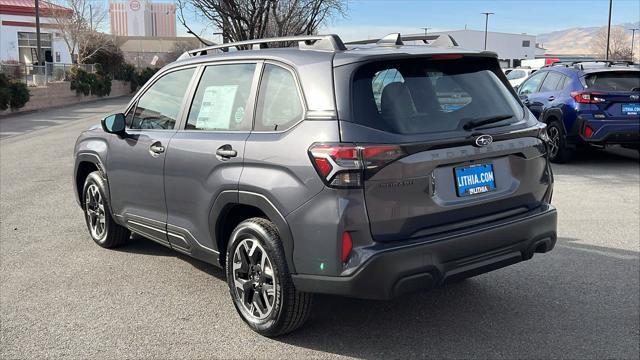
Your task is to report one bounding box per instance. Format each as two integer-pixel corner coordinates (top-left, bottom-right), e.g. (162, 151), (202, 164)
(196, 85), (238, 130)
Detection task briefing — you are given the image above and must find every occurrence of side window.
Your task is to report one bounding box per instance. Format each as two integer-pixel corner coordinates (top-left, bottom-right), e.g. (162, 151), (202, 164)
(254, 64), (304, 132)
(539, 72), (563, 92)
(518, 71), (547, 95)
(186, 63), (256, 131)
(129, 68), (195, 130)
(556, 75), (571, 91)
(372, 69), (404, 112)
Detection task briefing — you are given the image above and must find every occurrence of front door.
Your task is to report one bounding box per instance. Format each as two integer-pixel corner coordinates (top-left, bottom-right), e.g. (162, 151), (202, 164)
(164, 62), (260, 256)
(517, 71), (548, 119)
(107, 67), (197, 245)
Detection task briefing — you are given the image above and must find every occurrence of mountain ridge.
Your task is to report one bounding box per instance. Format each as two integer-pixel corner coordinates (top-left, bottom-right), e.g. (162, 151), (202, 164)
(536, 22), (640, 55)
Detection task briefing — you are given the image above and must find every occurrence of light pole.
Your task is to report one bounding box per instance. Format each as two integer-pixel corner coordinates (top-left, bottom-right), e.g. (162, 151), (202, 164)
(35, 0), (42, 65)
(630, 28), (639, 61)
(605, 0), (612, 60)
(420, 27), (431, 37)
(481, 12), (494, 50)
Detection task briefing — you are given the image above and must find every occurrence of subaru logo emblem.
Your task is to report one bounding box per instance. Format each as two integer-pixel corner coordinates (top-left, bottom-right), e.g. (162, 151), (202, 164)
(631, 95), (639, 100)
(475, 134), (493, 147)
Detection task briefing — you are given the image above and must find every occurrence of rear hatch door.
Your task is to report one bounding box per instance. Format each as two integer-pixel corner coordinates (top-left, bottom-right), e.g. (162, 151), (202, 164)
(582, 70), (640, 118)
(338, 55), (551, 242)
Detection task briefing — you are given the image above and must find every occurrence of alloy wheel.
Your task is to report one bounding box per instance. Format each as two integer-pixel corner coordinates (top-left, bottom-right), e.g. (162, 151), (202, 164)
(85, 184), (106, 239)
(547, 125), (560, 159)
(232, 237), (277, 320)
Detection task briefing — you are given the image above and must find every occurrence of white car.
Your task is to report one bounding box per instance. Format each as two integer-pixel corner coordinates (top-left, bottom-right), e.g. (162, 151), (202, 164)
(506, 68), (536, 88)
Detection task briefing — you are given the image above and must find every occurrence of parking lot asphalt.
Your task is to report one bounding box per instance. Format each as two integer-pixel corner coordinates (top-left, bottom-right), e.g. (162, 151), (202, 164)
(1, 98), (639, 359)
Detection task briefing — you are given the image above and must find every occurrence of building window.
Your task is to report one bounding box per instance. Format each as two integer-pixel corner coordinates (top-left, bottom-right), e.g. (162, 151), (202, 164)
(17, 32), (52, 64)
(522, 40), (531, 47)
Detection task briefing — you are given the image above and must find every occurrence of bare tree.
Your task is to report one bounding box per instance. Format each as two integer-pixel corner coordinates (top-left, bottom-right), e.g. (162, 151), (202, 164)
(165, 40), (202, 62)
(50, 0), (110, 64)
(591, 27), (633, 60)
(177, 0), (347, 46)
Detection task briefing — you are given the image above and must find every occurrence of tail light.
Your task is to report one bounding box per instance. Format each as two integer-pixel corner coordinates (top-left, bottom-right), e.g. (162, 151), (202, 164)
(571, 91), (606, 104)
(431, 54), (463, 60)
(308, 143), (405, 188)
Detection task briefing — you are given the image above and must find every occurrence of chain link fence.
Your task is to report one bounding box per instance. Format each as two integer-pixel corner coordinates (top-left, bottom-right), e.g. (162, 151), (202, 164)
(0, 63), (96, 86)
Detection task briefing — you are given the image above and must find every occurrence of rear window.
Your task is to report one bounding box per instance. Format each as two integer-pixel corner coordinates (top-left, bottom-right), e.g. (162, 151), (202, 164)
(351, 57), (524, 135)
(583, 71), (640, 91)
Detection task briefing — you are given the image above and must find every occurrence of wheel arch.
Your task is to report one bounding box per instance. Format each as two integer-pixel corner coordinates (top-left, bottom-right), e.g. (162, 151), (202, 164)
(74, 153), (107, 209)
(210, 191), (296, 273)
(541, 108), (566, 133)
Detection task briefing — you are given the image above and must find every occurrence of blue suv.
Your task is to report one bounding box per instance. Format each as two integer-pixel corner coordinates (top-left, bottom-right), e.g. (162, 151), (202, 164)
(517, 61), (640, 162)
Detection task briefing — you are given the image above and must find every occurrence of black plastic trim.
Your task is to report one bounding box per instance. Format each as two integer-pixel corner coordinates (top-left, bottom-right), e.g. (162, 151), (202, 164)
(292, 205), (557, 300)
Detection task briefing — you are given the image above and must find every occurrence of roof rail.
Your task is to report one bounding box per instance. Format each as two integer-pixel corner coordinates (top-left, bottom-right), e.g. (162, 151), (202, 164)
(345, 33), (459, 47)
(543, 60), (636, 70)
(178, 34), (347, 60)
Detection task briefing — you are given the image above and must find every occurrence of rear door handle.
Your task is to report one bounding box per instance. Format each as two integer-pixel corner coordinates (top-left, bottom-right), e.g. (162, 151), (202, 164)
(216, 145), (237, 159)
(149, 141), (165, 155)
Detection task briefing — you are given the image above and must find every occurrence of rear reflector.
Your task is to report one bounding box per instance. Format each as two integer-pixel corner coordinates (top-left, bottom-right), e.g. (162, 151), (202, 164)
(584, 126), (594, 138)
(341, 231), (353, 263)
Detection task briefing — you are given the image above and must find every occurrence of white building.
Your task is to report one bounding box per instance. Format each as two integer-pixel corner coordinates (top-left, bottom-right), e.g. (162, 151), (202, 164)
(109, 0), (176, 37)
(0, 0), (73, 64)
(407, 29), (546, 68)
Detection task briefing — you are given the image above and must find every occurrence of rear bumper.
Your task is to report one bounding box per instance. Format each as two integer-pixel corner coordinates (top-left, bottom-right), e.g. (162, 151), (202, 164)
(292, 204), (557, 300)
(577, 117), (640, 145)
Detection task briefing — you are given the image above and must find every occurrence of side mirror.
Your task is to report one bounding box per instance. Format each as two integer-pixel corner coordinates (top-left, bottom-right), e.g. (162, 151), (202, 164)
(101, 113), (126, 135)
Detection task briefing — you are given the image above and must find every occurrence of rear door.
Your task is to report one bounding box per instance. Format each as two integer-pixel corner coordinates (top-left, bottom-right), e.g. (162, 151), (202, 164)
(581, 70), (640, 119)
(163, 62), (261, 254)
(338, 56), (551, 242)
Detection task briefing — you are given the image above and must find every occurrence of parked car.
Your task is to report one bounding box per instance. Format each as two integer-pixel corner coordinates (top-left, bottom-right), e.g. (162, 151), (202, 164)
(505, 67), (537, 88)
(73, 33), (557, 336)
(516, 61), (640, 162)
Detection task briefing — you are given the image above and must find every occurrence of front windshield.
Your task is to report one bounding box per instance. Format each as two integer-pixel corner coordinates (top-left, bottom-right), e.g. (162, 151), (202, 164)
(506, 70), (526, 80)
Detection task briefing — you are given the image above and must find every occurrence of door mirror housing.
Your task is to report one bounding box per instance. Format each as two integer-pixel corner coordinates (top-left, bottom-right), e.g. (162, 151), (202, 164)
(101, 113), (126, 135)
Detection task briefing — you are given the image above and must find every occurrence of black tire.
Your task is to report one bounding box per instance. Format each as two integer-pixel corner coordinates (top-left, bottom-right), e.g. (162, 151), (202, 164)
(226, 217), (312, 337)
(547, 121), (574, 163)
(82, 171), (130, 248)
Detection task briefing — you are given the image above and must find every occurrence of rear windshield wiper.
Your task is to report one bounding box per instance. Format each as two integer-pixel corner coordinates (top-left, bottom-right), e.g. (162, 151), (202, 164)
(462, 114), (513, 131)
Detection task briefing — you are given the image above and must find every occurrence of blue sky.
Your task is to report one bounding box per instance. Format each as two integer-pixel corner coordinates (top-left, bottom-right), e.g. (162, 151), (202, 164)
(320, 0), (640, 41)
(118, 0), (640, 41)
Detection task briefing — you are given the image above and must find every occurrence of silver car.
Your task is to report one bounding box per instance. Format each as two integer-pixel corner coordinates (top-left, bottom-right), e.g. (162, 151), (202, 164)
(74, 33), (557, 336)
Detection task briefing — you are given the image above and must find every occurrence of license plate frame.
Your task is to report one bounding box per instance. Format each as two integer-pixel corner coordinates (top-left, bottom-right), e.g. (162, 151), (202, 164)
(622, 103), (640, 115)
(454, 163), (497, 197)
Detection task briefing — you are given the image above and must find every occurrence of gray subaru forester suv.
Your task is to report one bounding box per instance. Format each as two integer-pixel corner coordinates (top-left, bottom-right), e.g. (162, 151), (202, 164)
(74, 33), (557, 336)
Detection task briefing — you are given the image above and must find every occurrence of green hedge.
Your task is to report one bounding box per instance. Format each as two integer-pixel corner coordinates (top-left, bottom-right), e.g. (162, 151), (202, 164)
(69, 67), (111, 97)
(0, 73), (30, 111)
